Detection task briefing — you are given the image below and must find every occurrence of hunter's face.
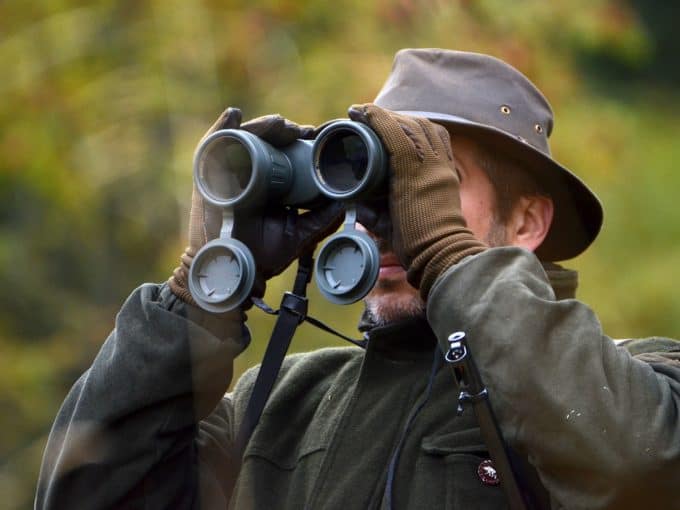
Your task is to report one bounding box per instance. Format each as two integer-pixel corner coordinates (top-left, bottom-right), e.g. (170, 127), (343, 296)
(360, 135), (502, 325)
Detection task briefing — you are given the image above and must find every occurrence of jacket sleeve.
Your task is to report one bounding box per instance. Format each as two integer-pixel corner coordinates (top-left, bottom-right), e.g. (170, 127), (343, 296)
(35, 283), (250, 510)
(426, 247), (680, 510)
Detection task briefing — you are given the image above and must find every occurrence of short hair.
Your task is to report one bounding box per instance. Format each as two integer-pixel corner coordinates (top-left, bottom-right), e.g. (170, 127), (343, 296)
(472, 141), (549, 224)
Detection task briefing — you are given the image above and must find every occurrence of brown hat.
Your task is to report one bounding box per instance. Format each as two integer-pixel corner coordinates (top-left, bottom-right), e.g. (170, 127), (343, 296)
(374, 48), (603, 261)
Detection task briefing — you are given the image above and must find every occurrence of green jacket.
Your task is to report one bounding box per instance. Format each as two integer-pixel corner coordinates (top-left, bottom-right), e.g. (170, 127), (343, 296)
(36, 248), (680, 509)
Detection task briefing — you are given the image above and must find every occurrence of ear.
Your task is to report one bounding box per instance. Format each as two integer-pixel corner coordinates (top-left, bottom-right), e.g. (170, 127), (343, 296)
(506, 195), (554, 252)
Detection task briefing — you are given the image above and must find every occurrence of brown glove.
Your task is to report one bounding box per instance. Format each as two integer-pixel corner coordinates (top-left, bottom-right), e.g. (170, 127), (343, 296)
(348, 103), (486, 299)
(169, 107), (344, 308)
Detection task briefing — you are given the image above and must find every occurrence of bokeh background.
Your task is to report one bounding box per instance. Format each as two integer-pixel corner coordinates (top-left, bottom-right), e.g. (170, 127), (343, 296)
(1, 0), (679, 507)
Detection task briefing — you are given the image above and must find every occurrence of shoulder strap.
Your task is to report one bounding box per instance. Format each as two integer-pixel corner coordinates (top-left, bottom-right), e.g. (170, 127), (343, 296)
(444, 332), (537, 510)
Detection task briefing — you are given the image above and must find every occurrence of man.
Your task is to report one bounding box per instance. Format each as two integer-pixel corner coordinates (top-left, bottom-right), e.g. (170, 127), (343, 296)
(36, 49), (680, 509)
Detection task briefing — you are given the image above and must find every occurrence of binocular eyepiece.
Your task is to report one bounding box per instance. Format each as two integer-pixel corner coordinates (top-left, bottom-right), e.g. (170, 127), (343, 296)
(189, 120), (387, 312)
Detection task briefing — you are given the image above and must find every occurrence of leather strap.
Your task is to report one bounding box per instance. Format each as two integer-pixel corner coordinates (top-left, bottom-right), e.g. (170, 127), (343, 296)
(444, 332), (535, 510)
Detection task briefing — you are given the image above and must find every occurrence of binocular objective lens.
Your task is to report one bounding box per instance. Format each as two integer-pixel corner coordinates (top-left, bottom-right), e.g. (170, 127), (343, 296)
(317, 131), (369, 193)
(200, 138), (253, 201)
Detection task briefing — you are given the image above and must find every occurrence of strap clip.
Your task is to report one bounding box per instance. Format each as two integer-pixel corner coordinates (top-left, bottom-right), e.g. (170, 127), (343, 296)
(281, 291), (308, 324)
(444, 331), (468, 363)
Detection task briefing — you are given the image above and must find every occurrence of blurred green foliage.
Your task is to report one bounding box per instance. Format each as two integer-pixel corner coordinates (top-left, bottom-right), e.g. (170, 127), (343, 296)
(1, 0), (679, 507)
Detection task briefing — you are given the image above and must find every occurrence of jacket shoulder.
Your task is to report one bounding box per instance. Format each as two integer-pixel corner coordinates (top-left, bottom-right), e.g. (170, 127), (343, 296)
(618, 337), (680, 366)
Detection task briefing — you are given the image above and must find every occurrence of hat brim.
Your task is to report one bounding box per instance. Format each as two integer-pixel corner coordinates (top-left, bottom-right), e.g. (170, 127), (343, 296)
(396, 110), (603, 261)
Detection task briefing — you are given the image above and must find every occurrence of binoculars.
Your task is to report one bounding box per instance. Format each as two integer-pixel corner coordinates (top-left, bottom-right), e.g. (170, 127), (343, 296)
(189, 120), (387, 312)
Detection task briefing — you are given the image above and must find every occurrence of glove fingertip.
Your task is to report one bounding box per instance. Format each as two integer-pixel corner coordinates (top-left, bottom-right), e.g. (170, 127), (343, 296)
(348, 104), (370, 124)
(222, 107), (243, 129)
(299, 125), (316, 140)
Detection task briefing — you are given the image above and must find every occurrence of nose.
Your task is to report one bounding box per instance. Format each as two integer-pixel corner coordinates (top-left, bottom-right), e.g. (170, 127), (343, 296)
(356, 222), (371, 235)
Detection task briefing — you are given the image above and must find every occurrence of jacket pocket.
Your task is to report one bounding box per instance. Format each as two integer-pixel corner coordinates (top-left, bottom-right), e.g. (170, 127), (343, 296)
(232, 442), (328, 509)
(231, 415), (330, 510)
(419, 429), (509, 510)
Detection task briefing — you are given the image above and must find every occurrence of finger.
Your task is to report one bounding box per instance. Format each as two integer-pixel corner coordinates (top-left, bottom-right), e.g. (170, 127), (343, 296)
(241, 114), (310, 147)
(434, 123), (454, 162)
(220, 107), (243, 130)
(349, 103), (412, 132)
(200, 107), (242, 144)
(411, 118), (454, 162)
(296, 202), (345, 248)
(348, 103), (423, 162)
(298, 124), (316, 140)
(414, 117), (438, 155)
(347, 104), (370, 124)
(240, 114), (279, 137)
(210, 107), (242, 133)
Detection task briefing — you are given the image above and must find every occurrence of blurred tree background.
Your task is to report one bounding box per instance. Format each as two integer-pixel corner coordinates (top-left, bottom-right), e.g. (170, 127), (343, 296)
(1, 0), (678, 507)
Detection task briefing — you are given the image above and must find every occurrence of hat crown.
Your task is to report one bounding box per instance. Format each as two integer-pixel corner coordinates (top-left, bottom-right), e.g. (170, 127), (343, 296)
(372, 48), (603, 262)
(374, 49), (554, 155)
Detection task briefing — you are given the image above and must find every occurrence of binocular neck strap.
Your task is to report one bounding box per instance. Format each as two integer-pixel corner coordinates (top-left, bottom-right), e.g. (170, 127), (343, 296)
(233, 253), (312, 459)
(234, 253), (367, 460)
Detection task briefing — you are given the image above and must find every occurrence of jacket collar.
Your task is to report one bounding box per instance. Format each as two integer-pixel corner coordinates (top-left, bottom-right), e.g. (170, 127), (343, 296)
(356, 260), (579, 350)
(362, 316), (438, 359)
(541, 261), (578, 300)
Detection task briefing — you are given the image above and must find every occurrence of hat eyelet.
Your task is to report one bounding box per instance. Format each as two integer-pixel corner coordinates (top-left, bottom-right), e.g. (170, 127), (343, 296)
(500, 105), (511, 115)
(534, 123), (543, 134)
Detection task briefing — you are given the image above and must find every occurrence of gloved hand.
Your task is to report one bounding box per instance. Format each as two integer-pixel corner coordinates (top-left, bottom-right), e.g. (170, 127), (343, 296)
(169, 107), (344, 308)
(348, 104), (486, 299)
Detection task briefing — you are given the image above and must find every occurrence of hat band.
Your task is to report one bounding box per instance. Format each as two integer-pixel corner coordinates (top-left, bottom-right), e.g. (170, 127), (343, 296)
(390, 110), (550, 155)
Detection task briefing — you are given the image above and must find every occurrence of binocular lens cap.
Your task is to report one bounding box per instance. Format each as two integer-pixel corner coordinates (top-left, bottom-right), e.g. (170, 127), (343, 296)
(189, 238), (256, 312)
(315, 231), (379, 305)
